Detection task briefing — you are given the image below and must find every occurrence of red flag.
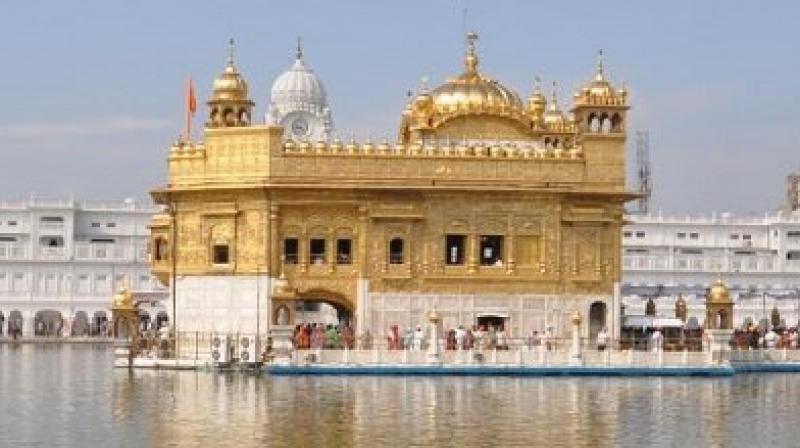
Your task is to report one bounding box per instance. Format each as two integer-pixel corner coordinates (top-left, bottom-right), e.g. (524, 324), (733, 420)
(185, 78), (197, 141)
(187, 78), (197, 115)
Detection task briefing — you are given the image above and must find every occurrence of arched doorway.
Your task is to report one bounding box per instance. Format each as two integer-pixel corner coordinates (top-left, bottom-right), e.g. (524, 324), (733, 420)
(72, 311), (89, 336)
(34, 310), (63, 337)
(290, 289), (356, 349)
(0, 311), (4, 336)
(8, 310), (23, 339)
(294, 289), (354, 327)
(139, 311), (151, 332)
(589, 301), (607, 340)
(93, 311), (108, 336)
(155, 311), (169, 331)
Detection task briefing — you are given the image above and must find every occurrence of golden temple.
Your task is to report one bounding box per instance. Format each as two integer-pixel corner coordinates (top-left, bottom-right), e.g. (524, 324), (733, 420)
(148, 34), (633, 356)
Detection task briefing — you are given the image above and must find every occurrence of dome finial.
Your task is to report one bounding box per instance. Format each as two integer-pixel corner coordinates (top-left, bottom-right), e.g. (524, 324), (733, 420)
(533, 75), (542, 95)
(296, 36), (303, 60)
(464, 31), (479, 73)
(550, 81), (559, 109)
(595, 49), (605, 81)
(227, 37), (236, 67)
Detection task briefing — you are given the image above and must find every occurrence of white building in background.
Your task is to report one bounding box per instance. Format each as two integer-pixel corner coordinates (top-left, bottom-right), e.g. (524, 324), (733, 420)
(0, 196), (168, 337)
(622, 211), (800, 328)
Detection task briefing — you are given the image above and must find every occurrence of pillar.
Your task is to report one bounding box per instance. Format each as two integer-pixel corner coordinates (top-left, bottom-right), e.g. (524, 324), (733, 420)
(269, 204), (280, 272)
(570, 310), (583, 365)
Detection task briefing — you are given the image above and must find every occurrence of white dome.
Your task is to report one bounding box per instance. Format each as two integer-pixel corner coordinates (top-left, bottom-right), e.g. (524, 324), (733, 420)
(267, 46), (334, 141)
(270, 57), (327, 109)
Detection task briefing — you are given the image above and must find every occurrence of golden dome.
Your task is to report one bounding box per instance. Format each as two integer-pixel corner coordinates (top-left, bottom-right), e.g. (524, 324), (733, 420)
(708, 278), (732, 303)
(112, 287), (135, 310)
(526, 77), (546, 114)
(426, 32), (522, 117)
(543, 82), (566, 126)
(584, 50), (616, 97)
(211, 40), (250, 103)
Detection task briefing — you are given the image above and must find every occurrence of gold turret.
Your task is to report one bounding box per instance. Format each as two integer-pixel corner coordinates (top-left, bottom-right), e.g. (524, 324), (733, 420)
(206, 38), (255, 129)
(526, 76), (547, 126)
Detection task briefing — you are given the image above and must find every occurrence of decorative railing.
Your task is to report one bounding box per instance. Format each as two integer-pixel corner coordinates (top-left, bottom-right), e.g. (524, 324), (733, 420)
(282, 140), (585, 160)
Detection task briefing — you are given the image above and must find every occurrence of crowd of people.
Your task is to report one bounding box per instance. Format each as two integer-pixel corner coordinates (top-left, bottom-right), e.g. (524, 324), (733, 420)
(292, 322), (569, 351)
(292, 322), (361, 349)
(731, 325), (800, 349)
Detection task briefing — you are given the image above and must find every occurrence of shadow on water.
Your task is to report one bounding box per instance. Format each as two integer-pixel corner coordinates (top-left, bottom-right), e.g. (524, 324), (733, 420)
(1, 345), (798, 447)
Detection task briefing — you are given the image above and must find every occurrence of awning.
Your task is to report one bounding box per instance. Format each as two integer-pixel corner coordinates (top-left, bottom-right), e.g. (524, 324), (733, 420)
(476, 312), (510, 319)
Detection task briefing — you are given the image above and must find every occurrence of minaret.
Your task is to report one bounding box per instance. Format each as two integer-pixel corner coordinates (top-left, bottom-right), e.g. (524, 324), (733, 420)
(206, 38), (255, 128)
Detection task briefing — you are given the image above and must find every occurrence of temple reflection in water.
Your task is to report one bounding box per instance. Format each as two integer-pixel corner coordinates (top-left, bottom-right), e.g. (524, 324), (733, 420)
(112, 369), (777, 447)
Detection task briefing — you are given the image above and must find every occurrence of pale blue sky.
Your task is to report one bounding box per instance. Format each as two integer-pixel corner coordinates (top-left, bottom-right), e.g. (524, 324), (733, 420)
(0, 1), (798, 213)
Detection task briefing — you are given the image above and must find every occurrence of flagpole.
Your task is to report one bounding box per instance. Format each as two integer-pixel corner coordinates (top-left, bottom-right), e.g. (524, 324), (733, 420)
(185, 78), (192, 142)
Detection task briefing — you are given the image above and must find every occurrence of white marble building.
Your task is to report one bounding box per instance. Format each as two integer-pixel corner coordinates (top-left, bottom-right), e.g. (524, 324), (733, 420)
(622, 211), (800, 328)
(0, 196), (168, 337)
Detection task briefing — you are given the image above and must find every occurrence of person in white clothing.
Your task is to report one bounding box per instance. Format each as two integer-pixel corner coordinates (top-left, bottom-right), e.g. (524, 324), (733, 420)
(596, 328), (608, 351)
(413, 325), (425, 351)
(650, 328), (663, 352)
(764, 329), (779, 349)
(455, 325), (466, 350)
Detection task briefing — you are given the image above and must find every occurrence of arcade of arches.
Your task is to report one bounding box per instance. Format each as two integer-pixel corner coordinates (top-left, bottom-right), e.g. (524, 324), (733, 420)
(0, 308), (169, 338)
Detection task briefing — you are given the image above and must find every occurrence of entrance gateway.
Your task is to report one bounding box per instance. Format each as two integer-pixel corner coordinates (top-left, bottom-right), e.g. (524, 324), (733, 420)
(477, 312), (508, 330)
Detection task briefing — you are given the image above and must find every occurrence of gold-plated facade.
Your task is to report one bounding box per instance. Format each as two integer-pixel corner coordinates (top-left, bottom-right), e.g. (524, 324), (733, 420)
(149, 36), (633, 337)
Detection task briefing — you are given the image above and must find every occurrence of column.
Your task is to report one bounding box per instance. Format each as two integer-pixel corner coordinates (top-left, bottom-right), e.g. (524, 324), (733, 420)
(506, 234), (515, 274)
(269, 204), (280, 272)
(467, 234), (477, 274)
(357, 206), (368, 277)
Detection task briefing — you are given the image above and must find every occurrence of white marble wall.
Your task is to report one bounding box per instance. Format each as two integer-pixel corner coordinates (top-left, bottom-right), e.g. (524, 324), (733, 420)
(175, 275), (271, 335)
(364, 293), (611, 340)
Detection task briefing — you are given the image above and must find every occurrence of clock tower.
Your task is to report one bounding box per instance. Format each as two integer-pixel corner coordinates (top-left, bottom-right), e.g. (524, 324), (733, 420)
(267, 40), (333, 141)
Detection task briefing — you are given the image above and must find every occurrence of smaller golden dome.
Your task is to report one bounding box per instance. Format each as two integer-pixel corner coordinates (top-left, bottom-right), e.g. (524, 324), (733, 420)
(581, 50), (617, 98)
(526, 76), (546, 114)
(210, 40), (250, 103)
(708, 278), (732, 303)
(543, 82), (565, 126)
(112, 287), (135, 310)
(314, 141), (327, 153)
(284, 139), (296, 151)
(330, 137), (343, 153)
(298, 140), (312, 152)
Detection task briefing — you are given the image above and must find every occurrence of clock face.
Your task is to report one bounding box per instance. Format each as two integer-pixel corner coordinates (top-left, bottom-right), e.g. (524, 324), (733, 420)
(291, 117), (309, 137)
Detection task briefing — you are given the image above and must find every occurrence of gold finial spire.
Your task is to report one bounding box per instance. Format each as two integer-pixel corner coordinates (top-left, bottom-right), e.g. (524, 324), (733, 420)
(550, 81), (559, 108)
(296, 36), (303, 60)
(227, 38), (236, 67)
(533, 75), (542, 95)
(595, 49), (605, 81)
(464, 31), (479, 73)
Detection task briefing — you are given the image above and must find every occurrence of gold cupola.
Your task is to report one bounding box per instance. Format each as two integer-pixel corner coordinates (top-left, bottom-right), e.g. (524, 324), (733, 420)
(526, 76), (547, 126)
(543, 82), (566, 128)
(708, 278), (732, 304)
(207, 38), (255, 129)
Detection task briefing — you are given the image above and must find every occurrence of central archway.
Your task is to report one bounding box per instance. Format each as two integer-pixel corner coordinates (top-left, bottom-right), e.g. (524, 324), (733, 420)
(294, 289), (354, 326)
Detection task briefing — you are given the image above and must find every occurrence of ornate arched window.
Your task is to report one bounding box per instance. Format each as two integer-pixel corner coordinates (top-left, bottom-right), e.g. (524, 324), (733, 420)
(389, 238), (404, 264)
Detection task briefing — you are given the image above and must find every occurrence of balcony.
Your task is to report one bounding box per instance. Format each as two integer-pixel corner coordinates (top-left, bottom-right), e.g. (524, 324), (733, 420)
(74, 243), (129, 261)
(0, 243), (27, 259)
(39, 247), (66, 259)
